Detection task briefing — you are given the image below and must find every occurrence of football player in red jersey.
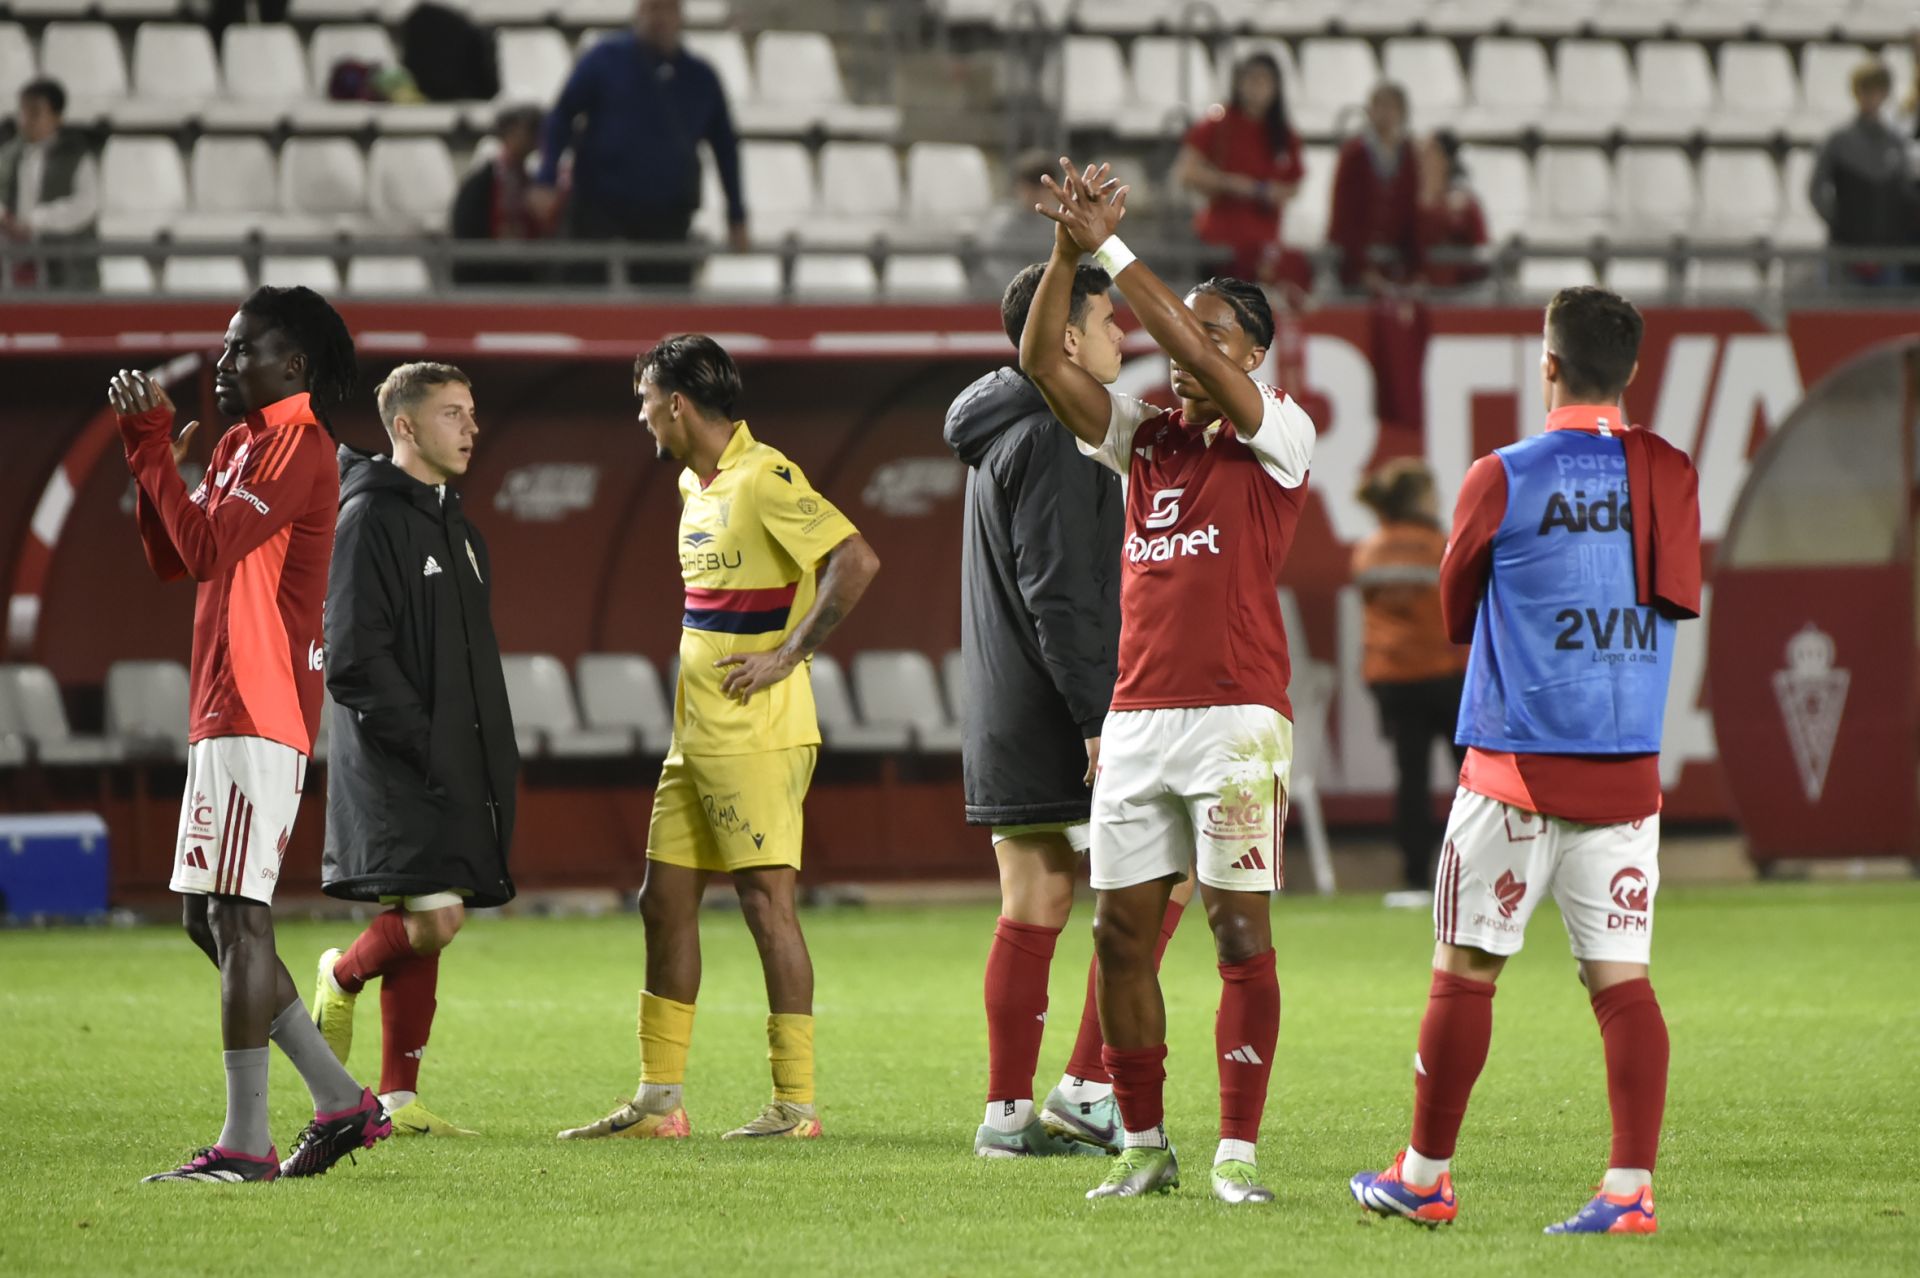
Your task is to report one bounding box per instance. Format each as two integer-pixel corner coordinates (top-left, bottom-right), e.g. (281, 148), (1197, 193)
(1021, 160), (1318, 1204)
(112, 288), (391, 1184)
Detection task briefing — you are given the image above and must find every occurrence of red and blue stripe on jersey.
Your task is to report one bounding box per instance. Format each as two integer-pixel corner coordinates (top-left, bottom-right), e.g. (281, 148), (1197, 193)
(683, 584), (798, 635)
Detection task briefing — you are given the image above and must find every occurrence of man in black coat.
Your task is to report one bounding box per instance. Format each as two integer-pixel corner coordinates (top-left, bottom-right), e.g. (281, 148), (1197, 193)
(309, 361), (519, 1138)
(945, 263), (1190, 1160)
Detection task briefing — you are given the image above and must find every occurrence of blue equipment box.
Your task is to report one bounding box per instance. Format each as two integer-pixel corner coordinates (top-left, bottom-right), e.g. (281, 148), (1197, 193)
(0, 813), (110, 920)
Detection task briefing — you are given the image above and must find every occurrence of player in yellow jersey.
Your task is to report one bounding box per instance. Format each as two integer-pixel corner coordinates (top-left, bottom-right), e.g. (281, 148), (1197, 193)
(559, 335), (880, 1143)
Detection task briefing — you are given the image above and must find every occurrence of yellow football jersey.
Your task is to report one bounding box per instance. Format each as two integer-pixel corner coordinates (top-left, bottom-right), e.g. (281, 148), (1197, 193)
(673, 422), (859, 755)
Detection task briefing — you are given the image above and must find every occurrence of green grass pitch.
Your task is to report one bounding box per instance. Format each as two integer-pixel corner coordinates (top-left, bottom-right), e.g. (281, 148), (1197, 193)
(2, 881), (1916, 1276)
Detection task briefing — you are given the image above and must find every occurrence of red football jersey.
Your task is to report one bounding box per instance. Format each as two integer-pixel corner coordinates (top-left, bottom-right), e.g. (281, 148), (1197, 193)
(122, 392), (339, 753)
(1080, 383), (1315, 719)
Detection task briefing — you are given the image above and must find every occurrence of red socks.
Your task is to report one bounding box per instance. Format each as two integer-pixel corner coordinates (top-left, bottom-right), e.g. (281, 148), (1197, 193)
(1065, 898), (1186, 1083)
(1216, 947), (1280, 1142)
(332, 908), (442, 1096)
(331, 909), (412, 995)
(1409, 969), (1496, 1159)
(379, 950), (440, 1095)
(983, 917), (1060, 1102)
(1102, 1043), (1168, 1133)
(1592, 977), (1668, 1170)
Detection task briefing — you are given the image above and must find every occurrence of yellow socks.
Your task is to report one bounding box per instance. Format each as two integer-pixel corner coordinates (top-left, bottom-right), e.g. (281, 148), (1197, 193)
(767, 1013), (815, 1105)
(638, 991), (695, 1087)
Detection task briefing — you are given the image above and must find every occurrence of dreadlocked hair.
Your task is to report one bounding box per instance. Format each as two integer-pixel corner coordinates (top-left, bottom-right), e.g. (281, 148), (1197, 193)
(240, 285), (358, 422)
(1190, 277), (1275, 350)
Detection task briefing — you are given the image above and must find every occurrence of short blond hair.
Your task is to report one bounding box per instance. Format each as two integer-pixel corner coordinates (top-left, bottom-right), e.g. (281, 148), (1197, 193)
(376, 361), (470, 433)
(1853, 58), (1892, 98)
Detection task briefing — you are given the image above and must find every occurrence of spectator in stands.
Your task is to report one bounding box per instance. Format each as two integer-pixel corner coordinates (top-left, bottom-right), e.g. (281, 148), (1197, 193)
(1416, 129), (1488, 290)
(0, 78), (98, 291)
(533, 0), (748, 286)
(1809, 58), (1918, 286)
(975, 149), (1057, 293)
(1328, 82), (1422, 294)
(452, 105), (559, 286)
(1174, 51), (1307, 288)
(1351, 457), (1465, 902)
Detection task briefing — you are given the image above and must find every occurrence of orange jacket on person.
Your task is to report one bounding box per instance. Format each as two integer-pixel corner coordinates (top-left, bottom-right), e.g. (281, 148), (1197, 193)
(1351, 518), (1465, 685)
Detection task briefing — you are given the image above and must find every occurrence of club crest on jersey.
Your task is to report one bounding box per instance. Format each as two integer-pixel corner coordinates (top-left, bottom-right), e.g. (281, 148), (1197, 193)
(1144, 487), (1184, 530)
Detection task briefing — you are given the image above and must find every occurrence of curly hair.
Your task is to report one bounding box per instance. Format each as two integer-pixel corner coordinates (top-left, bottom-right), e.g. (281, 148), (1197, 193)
(239, 285), (358, 418)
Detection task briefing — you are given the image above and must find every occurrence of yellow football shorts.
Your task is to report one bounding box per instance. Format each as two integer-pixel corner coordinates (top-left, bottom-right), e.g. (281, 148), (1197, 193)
(646, 746), (818, 873)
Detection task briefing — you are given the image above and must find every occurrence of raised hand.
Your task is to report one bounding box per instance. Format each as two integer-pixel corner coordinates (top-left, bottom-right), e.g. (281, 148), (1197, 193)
(108, 370), (196, 462)
(1035, 156), (1128, 255)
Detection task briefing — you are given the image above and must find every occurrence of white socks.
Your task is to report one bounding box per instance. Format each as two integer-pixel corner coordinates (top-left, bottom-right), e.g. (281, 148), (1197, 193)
(635, 1082), (683, 1112)
(985, 1099), (1035, 1133)
(1123, 1124), (1169, 1150)
(1057, 1075), (1114, 1105)
(379, 1090), (415, 1111)
(1403, 1148), (1450, 1185)
(1214, 1139), (1257, 1167)
(1602, 1167), (1653, 1196)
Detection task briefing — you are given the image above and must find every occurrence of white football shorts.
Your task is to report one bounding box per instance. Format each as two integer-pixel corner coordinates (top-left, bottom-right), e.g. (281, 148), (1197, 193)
(991, 822), (1092, 853)
(171, 736), (308, 906)
(1433, 787), (1660, 964)
(1090, 704), (1292, 892)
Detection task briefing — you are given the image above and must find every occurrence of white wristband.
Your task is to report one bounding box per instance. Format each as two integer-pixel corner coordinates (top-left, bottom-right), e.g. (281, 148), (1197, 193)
(1091, 235), (1136, 277)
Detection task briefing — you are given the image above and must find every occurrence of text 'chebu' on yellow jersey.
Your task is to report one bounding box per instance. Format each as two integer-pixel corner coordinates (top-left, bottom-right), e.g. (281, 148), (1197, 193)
(674, 422), (859, 755)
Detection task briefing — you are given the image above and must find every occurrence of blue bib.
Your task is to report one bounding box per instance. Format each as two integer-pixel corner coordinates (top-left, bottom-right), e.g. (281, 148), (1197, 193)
(1456, 430), (1674, 754)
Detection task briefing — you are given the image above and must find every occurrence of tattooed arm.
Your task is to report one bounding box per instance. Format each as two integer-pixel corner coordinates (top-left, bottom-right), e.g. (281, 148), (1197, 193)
(716, 534), (881, 703)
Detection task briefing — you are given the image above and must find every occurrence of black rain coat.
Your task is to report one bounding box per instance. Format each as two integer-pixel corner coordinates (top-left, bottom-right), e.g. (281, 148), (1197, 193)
(943, 367), (1122, 827)
(321, 447), (518, 907)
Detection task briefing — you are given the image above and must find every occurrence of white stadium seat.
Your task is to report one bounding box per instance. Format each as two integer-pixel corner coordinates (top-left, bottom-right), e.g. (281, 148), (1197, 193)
(279, 138), (369, 221)
(0, 664), (124, 765)
(105, 660), (190, 761)
(1529, 146), (1615, 243)
(852, 651), (962, 752)
(808, 653), (910, 752)
(1427, 0), (1520, 36)
(574, 653), (674, 755)
(1461, 37), (1551, 138)
(1124, 36), (1219, 138)
(209, 24), (309, 130)
(1799, 43), (1869, 138)
(1546, 40), (1633, 139)
(367, 137), (457, 232)
(99, 137), (188, 238)
(161, 255), (250, 294)
(345, 255), (433, 294)
(1060, 35), (1129, 131)
(811, 141), (902, 248)
(1507, 0), (1598, 36)
(1283, 144), (1335, 248)
(696, 252), (783, 299)
(1294, 38), (1378, 134)
(1776, 147), (1825, 248)
(495, 26), (572, 105)
(1696, 148), (1782, 240)
(940, 650), (964, 724)
(1687, 258), (1770, 294)
(1711, 42), (1801, 140)
(1615, 145), (1697, 238)
(1589, 0), (1677, 35)
(178, 136), (277, 239)
(1518, 256), (1599, 292)
(38, 22), (128, 123)
(1675, 0), (1769, 36)
(739, 141), (817, 240)
(1627, 41), (1716, 140)
(792, 252), (879, 300)
(500, 654), (633, 759)
(260, 254), (342, 290)
(1460, 145), (1531, 243)
(100, 256), (158, 293)
(905, 142), (994, 235)
(882, 253), (969, 299)
(1382, 37), (1467, 132)
(1074, 0), (1188, 33)
(1605, 256), (1672, 296)
(121, 22), (219, 128)
(0, 24), (34, 102)
(753, 30), (897, 136)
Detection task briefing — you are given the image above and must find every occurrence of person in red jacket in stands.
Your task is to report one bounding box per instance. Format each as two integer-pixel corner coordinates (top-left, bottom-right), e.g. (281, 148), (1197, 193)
(1329, 82), (1423, 293)
(1417, 129), (1490, 290)
(1175, 52), (1306, 287)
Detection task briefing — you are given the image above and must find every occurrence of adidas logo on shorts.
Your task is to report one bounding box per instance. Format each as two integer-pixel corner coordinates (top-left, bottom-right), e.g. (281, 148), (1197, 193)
(1229, 847), (1268, 872)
